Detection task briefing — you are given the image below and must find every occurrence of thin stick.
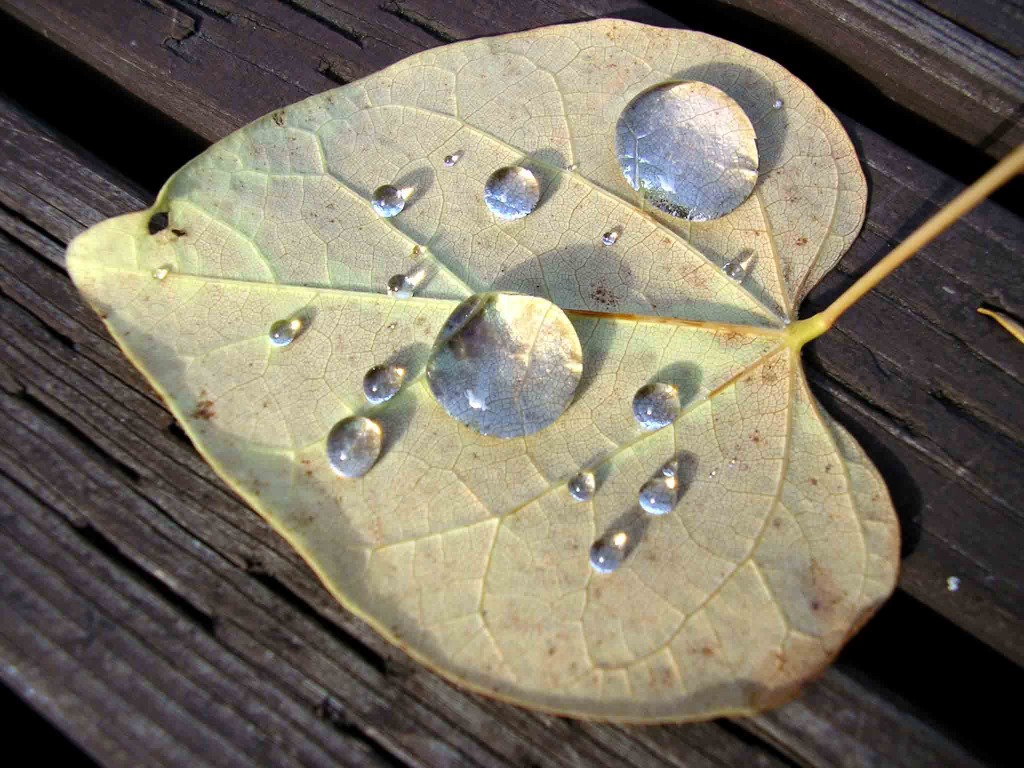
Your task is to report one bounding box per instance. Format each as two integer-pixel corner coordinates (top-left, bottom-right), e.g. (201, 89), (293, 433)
(815, 143), (1024, 331)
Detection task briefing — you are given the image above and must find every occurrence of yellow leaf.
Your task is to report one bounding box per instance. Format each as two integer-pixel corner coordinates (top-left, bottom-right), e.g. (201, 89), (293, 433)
(66, 19), (900, 722)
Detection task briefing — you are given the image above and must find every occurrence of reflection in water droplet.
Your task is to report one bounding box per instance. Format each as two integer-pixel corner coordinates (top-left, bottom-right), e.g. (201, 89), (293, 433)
(773, 99), (784, 110)
(632, 383), (681, 430)
(444, 151), (463, 167)
(590, 531), (629, 573)
(426, 292), (583, 438)
(387, 267), (426, 299)
(723, 251), (755, 283)
(363, 365), (406, 404)
(602, 226), (622, 246)
(615, 81), (759, 221)
(568, 470), (596, 502)
(371, 184), (411, 217)
(483, 167), (540, 220)
(152, 265), (171, 281)
(639, 472), (679, 516)
(269, 317), (304, 347)
(326, 416), (383, 478)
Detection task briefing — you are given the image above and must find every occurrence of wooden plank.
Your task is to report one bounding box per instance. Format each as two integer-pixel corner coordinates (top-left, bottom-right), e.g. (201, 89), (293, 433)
(1, 0), (1022, 662)
(919, 0), (1024, 56)
(0, 100), (991, 768)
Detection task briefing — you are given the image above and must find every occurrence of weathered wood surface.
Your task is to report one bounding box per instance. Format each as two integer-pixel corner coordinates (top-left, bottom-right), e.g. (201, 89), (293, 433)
(0, 0), (1021, 766)
(4, 0), (1022, 663)
(0, 97), (994, 768)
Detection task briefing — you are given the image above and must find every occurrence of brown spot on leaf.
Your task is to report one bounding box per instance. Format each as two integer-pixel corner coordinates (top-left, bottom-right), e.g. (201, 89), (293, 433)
(192, 399), (216, 420)
(795, 236), (808, 246)
(772, 518), (782, 529)
(809, 478), (818, 486)
(590, 284), (619, 307)
(701, 646), (715, 657)
(272, 110), (285, 126)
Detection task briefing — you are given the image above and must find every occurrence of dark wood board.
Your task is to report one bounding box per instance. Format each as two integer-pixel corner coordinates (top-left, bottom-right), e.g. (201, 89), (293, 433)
(0, 0), (1021, 765)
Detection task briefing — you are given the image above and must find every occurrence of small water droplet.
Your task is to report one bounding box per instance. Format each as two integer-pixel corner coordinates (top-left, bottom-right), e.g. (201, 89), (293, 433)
(602, 226), (622, 246)
(371, 184), (411, 218)
(152, 265), (171, 281)
(568, 470), (596, 502)
(363, 365), (406, 404)
(632, 383), (681, 430)
(483, 166), (540, 220)
(565, 163), (579, 172)
(708, 468), (718, 479)
(723, 251), (755, 283)
(410, 245), (424, 259)
(269, 317), (304, 347)
(772, 99), (784, 110)
(661, 458), (679, 478)
(947, 576), (961, 592)
(326, 416), (383, 478)
(639, 473), (679, 516)
(443, 151), (463, 167)
(589, 531), (629, 573)
(426, 292), (583, 438)
(387, 267), (426, 299)
(616, 81), (759, 221)
(728, 458), (737, 468)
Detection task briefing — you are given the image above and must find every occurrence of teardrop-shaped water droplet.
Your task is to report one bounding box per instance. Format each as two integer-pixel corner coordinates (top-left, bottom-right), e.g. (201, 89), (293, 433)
(426, 292), (583, 438)
(772, 98), (784, 110)
(363, 364), (406, 405)
(568, 470), (596, 502)
(269, 317), (304, 347)
(615, 81), (759, 221)
(723, 251), (755, 283)
(589, 531), (629, 574)
(483, 166), (540, 220)
(326, 416), (383, 478)
(602, 226), (622, 246)
(443, 151), (463, 167)
(387, 267), (426, 299)
(639, 473), (679, 516)
(152, 265), (171, 281)
(371, 184), (411, 218)
(632, 383), (681, 430)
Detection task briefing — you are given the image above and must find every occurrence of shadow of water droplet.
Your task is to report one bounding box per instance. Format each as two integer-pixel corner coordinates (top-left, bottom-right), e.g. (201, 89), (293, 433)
(652, 361), (703, 408)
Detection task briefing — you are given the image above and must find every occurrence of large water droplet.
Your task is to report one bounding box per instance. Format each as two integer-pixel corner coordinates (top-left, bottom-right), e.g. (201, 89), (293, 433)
(602, 226), (622, 246)
(590, 531), (629, 574)
(269, 317), (304, 347)
(483, 167), (540, 220)
(363, 364), (406, 404)
(387, 267), (426, 299)
(615, 81), (759, 221)
(371, 184), (411, 218)
(326, 416), (382, 478)
(639, 471), (679, 516)
(426, 292), (583, 438)
(568, 470), (596, 502)
(723, 251), (755, 283)
(152, 265), (172, 281)
(632, 383), (681, 430)
(444, 151), (463, 167)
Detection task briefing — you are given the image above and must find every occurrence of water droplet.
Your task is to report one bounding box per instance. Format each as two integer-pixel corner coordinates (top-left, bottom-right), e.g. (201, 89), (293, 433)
(326, 416), (382, 478)
(483, 166), (540, 220)
(947, 576), (961, 592)
(728, 458), (737, 468)
(565, 163), (579, 172)
(269, 317), (304, 347)
(632, 383), (681, 430)
(426, 292), (583, 438)
(615, 81), (759, 221)
(639, 472), (679, 516)
(152, 265), (171, 281)
(371, 184), (411, 218)
(410, 245), (424, 259)
(661, 458), (679, 478)
(568, 470), (596, 502)
(723, 251), (755, 283)
(363, 365), (406, 405)
(708, 468), (718, 479)
(602, 226), (622, 246)
(387, 267), (426, 299)
(589, 531), (629, 574)
(772, 99), (784, 110)
(443, 151), (463, 167)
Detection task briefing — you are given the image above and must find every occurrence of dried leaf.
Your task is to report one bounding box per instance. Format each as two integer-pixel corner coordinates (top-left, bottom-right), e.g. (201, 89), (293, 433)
(67, 19), (899, 721)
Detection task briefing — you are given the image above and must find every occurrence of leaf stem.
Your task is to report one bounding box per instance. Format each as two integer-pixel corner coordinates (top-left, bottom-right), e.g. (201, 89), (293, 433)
(789, 143), (1024, 349)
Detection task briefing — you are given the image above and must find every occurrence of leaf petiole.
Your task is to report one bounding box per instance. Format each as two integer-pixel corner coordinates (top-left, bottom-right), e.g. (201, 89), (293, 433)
(789, 143), (1024, 350)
